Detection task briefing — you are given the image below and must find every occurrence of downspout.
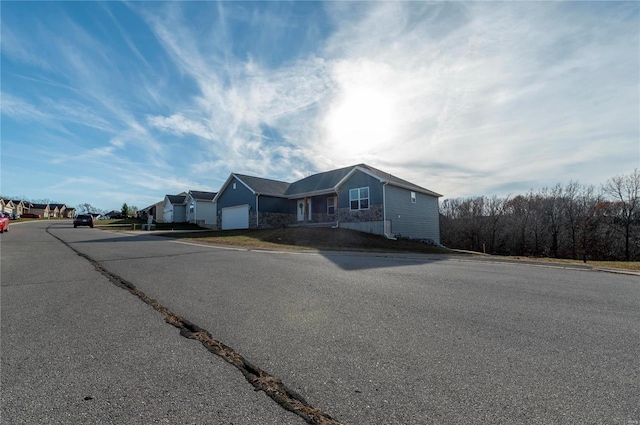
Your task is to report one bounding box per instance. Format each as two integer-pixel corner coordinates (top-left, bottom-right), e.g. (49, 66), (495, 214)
(383, 182), (396, 240)
(331, 189), (340, 229)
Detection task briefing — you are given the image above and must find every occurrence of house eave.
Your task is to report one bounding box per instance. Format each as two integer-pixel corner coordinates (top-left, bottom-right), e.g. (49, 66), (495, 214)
(382, 181), (442, 197)
(285, 188), (337, 199)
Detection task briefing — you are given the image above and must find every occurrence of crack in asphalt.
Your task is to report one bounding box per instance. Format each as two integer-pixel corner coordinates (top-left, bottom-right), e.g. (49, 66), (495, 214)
(47, 226), (343, 425)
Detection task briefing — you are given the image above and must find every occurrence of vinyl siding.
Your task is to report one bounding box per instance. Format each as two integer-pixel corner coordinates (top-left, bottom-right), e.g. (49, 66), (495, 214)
(337, 170), (383, 209)
(385, 184), (440, 243)
(217, 177), (256, 213)
(258, 195), (294, 214)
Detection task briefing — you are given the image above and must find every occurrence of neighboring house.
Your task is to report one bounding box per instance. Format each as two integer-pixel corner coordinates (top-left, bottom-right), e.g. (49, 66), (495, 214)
(105, 210), (123, 219)
(140, 200), (165, 223)
(49, 204), (66, 218)
(163, 194), (187, 223)
(11, 200), (32, 216)
(185, 190), (217, 226)
(30, 203), (51, 218)
(214, 174), (292, 231)
(1, 199), (15, 215)
(65, 208), (76, 218)
(213, 164), (441, 242)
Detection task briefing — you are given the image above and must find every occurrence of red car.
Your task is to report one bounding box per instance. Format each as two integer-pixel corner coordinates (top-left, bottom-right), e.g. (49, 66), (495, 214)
(0, 212), (9, 233)
(20, 213), (41, 218)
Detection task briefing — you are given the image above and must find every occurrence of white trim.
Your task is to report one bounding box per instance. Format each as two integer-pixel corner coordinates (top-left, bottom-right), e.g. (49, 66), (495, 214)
(349, 187), (370, 211)
(327, 196), (336, 215)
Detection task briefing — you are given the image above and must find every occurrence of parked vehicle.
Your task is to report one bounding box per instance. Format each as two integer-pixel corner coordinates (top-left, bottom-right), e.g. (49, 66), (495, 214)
(0, 212), (9, 233)
(20, 213), (41, 218)
(10, 212), (20, 220)
(73, 214), (94, 228)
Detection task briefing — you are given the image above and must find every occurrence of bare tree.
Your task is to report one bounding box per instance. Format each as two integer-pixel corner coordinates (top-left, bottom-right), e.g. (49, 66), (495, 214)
(484, 195), (508, 254)
(602, 169), (640, 261)
(77, 203), (99, 214)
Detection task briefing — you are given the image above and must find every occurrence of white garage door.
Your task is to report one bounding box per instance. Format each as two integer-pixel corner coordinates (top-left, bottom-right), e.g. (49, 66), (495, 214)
(221, 205), (249, 230)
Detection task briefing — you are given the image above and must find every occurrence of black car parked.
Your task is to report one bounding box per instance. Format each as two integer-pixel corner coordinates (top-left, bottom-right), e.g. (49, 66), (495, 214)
(73, 214), (94, 228)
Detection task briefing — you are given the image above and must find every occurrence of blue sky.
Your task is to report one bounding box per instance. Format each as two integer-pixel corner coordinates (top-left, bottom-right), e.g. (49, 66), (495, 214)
(1, 1), (638, 211)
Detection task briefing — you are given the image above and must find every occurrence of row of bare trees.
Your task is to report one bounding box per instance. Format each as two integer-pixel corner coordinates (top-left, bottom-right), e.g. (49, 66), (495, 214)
(439, 170), (640, 261)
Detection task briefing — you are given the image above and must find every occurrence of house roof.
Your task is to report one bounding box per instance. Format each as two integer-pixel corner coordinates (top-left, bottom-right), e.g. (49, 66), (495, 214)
(215, 163), (441, 202)
(284, 163), (441, 197)
(166, 195), (187, 205)
(357, 164), (442, 197)
(31, 203), (50, 209)
(49, 203), (66, 209)
(234, 174), (291, 197)
(284, 165), (355, 196)
(188, 190), (217, 201)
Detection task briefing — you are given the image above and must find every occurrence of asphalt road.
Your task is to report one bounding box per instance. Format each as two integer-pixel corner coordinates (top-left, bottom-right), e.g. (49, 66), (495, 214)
(2, 220), (639, 424)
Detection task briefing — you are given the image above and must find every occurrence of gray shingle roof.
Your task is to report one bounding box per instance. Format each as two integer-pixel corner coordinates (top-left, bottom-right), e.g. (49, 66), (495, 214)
(284, 165), (355, 196)
(223, 163), (440, 199)
(189, 190), (217, 201)
(234, 174), (291, 197)
(166, 195), (186, 205)
(358, 164), (441, 196)
(283, 163), (441, 197)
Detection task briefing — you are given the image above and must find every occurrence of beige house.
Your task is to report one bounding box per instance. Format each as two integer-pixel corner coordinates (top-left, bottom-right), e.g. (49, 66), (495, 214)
(30, 203), (51, 218)
(11, 200), (32, 216)
(1, 199), (15, 214)
(49, 204), (67, 218)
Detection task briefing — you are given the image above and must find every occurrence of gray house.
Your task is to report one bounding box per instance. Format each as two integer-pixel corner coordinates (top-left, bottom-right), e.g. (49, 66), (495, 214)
(163, 194), (187, 223)
(185, 190), (217, 226)
(213, 164), (441, 243)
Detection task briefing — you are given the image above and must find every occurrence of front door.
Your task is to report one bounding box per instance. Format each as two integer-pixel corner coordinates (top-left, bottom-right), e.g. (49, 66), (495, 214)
(296, 199), (312, 222)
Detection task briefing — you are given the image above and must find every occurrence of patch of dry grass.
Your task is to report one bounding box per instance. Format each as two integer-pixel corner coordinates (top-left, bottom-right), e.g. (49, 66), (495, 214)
(161, 227), (639, 272)
(161, 227), (449, 254)
(507, 256), (640, 271)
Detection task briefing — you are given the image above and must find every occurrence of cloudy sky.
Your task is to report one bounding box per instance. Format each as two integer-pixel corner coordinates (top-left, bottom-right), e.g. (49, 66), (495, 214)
(1, 1), (638, 211)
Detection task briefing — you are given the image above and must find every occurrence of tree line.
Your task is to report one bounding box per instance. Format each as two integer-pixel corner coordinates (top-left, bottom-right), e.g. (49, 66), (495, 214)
(439, 169), (640, 261)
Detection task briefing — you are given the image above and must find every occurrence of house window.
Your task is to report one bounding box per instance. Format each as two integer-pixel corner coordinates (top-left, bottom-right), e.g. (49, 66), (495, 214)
(349, 187), (369, 211)
(327, 197), (336, 215)
(232, 183), (237, 190)
(411, 191), (416, 203)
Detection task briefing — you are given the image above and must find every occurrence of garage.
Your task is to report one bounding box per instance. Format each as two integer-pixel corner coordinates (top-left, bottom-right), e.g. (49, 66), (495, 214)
(221, 205), (249, 230)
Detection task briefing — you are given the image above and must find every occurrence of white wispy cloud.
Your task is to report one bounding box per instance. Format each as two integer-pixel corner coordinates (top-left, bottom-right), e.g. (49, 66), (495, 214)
(1, 1), (636, 210)
(312, 2), (639, 196)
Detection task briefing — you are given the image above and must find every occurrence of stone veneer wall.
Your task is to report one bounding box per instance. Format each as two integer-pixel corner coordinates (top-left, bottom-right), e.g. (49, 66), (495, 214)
(337, 204), (383, 223)
(311, 212), (338, 223)
(254, 212), (296, 228)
